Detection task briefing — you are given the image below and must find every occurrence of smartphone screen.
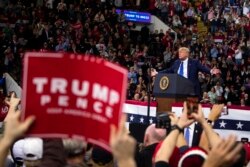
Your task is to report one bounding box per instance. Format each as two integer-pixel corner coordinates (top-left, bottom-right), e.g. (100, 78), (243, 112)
(186, 97), (199, 117)
(241, 137), (249, 144)
(221, 106), (228, 115)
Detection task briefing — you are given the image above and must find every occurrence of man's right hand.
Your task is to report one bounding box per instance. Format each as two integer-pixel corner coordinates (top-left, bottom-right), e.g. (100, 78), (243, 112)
(151, 68), (158, 77)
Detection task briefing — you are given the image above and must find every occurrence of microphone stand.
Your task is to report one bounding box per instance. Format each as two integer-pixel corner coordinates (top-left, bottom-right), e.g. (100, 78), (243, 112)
(146, 56), (154, 125)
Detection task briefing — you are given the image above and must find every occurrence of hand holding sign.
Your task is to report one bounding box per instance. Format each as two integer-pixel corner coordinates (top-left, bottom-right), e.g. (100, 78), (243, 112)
(22, 52), (127, 150)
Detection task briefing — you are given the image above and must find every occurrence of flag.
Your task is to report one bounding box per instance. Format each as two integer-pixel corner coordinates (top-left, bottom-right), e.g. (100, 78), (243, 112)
(213, 106), (250, 141)
(123, 100), (157, 142)
(172, 103), (250, 141)
(124, 100), (157, 126)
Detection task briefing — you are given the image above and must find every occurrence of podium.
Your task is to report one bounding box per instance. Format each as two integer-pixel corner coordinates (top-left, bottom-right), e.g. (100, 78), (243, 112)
(153, 74), (195, 112)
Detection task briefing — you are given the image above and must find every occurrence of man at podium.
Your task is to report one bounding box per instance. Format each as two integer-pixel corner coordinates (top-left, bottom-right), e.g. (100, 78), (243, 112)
(151, 47), (220, 98)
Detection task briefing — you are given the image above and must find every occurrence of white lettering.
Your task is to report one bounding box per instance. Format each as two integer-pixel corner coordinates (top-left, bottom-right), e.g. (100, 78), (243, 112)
(92, 83), (108, 103)
(41, 95), (51, 106)
(51, 78), (67, 94)
(58, 96), (69, 107)
(33, 77), (48, 93)
(93, 101), (102, 113)
(72, 80), (89, 96)
(105, 106), (113, 118)
(76, 98), (88, 109)
(109, 90), (120, 106)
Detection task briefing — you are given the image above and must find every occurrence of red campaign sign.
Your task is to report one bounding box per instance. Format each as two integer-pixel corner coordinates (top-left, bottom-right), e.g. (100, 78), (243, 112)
(21, 52), (128, 150)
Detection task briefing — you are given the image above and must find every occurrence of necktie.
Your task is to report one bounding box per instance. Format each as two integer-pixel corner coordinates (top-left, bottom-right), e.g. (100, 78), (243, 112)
(179, 62), (184, 77)
(184, 127), (190, 145)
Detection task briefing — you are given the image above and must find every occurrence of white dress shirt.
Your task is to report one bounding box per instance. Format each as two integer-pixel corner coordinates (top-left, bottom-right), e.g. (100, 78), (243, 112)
(178, 58), (188, 78)
(185, 122), (195, 147)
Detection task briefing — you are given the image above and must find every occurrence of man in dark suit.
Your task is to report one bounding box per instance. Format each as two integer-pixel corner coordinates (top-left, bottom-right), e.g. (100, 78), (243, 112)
(151, 47), (220, 97)
(184, 122), (203, 147)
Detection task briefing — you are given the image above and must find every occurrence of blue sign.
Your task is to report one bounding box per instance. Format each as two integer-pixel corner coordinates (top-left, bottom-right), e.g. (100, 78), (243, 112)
(116, 10), (151, 23)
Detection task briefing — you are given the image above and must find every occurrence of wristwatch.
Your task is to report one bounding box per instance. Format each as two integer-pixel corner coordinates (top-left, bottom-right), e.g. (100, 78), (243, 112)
(171, 124), (183, 133)
(207, 119), (214, 126)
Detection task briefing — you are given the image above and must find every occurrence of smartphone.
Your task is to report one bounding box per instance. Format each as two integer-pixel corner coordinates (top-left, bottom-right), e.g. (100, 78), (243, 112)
(221, 106), (228, 115)
(241, 137), (249, 144)
(186, 97), (199, 117)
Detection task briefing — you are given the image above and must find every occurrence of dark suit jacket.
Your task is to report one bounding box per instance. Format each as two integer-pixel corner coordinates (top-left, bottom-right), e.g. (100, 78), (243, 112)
(159, 58), (211, 96)
(135, 143), (158, 167)
(192, 122), (203, 147)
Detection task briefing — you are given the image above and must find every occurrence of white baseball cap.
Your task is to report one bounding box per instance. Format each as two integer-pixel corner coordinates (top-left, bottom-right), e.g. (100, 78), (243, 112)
(12, 139), (25, 162)
(23, 138), (43, 161)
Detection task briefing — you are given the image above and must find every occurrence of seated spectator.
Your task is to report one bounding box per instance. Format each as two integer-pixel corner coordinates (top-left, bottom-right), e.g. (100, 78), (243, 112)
(200, 92), (210, 104)
(208, 87), (217, 104)
(172, 15), (182, 28)
(214, 82), (224, 103)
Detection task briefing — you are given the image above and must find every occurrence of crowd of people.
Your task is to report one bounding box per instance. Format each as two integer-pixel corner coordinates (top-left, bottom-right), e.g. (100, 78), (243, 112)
(0, 0), (249, 166)
(0, 93), (249, 167)
(0, 0), (249, 106)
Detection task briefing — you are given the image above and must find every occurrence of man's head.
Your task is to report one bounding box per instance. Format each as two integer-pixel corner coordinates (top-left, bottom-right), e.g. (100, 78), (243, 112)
(178, 47), (190, 61)
(63, 138), (86, 166)
(22, 138), (43, 167)
(143, 124), (166, 147)
(90, 146), (113, 167)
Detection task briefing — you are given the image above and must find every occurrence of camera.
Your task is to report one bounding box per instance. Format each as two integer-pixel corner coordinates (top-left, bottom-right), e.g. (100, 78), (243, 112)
(156, 112), (171, 132)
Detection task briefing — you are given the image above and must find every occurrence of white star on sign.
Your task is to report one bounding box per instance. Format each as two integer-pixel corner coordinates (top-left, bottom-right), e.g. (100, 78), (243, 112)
(149, 118), (153, 124)
(219, 120), (227, 128)
(236, 122), (243, 129)
(130, 115), (134, 122)
(140, 117), (144, 123)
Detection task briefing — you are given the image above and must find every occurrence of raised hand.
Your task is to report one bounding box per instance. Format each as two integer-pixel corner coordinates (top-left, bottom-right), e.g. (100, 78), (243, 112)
(178, 102), (195, 129)
(109, 114), (136, 167)
(208, 104), (224, 121)
(191, 104), (206, 124)
(3, 91), (35, 144)
(202, 135), (242, 167)
(5, 92), (19, 106)
(3, 109), (35, 144)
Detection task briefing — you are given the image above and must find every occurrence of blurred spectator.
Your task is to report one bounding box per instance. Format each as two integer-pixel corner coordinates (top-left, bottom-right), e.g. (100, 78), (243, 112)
(135, 123), (166, 167)
(208, 87), (217, 104)
(63, 139), (88, 167)
(22, 138), (43, 167)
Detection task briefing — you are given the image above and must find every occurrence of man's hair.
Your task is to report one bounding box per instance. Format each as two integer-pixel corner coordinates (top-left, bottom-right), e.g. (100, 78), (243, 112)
(178, 47), (190, 53)
(63, 139), (86, 157)
(91, 146), (113, 165)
